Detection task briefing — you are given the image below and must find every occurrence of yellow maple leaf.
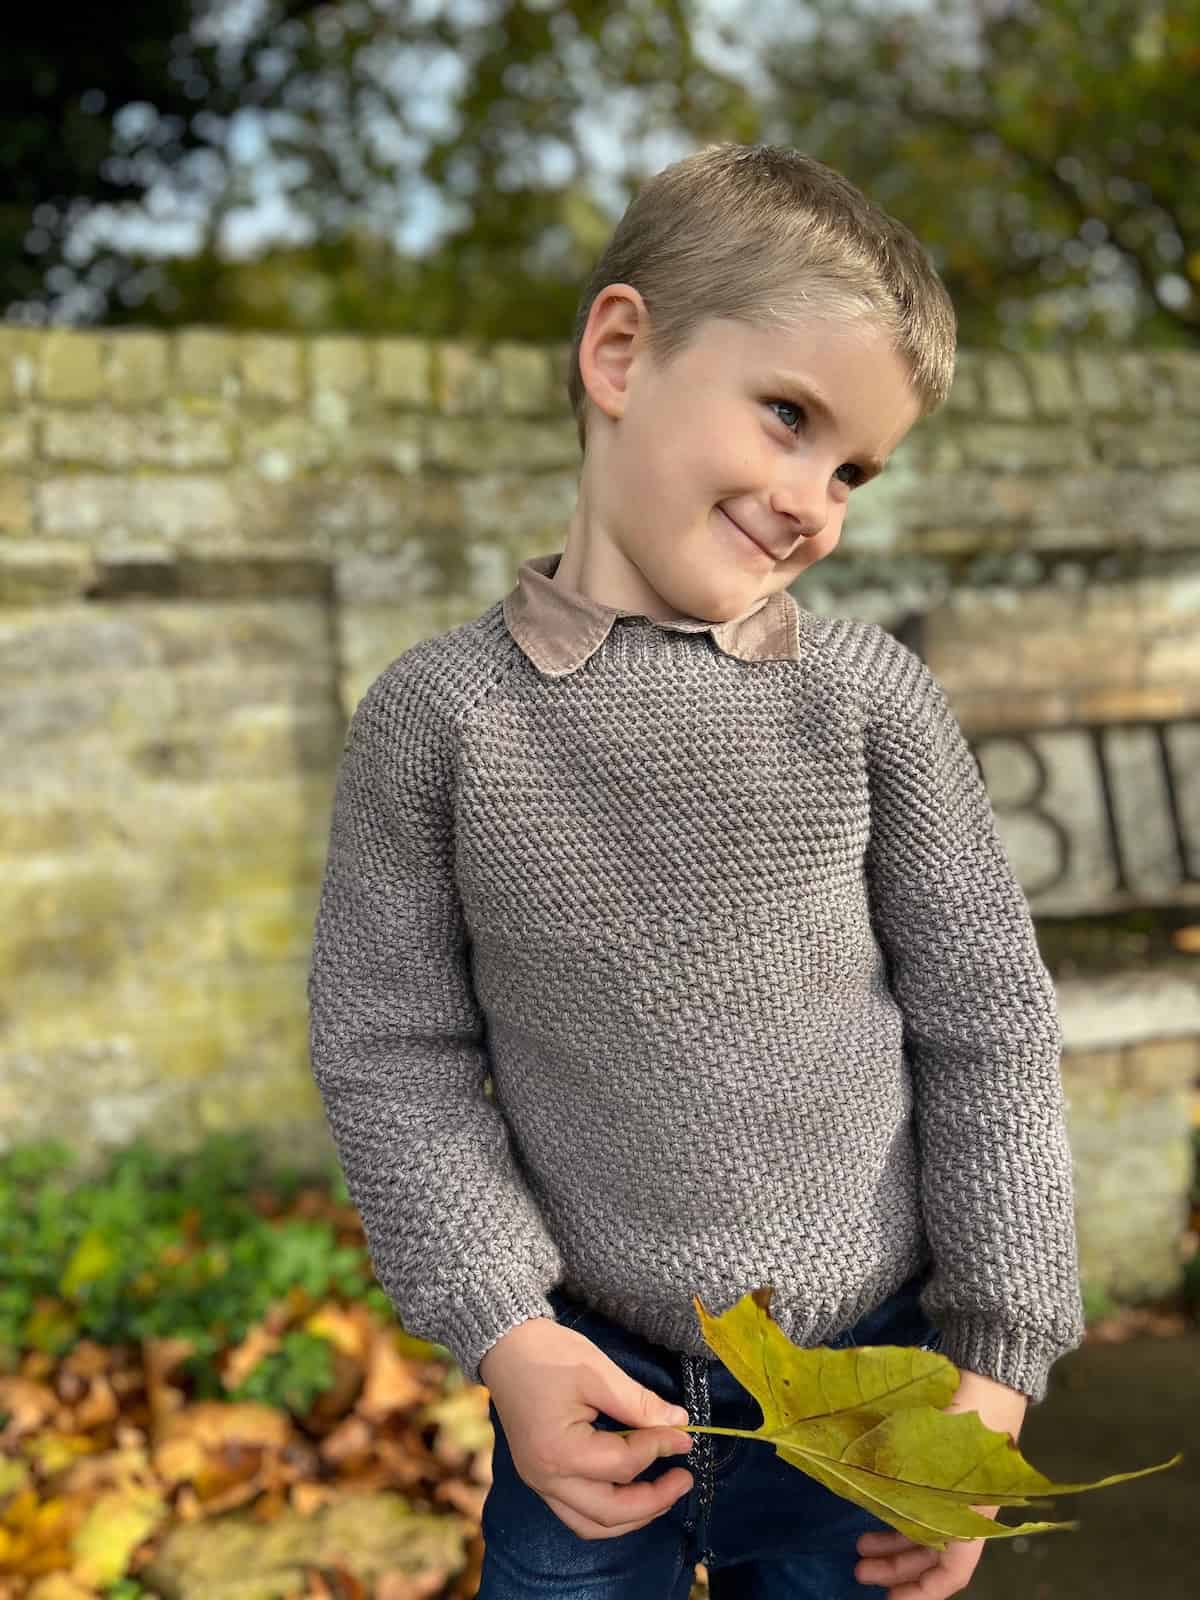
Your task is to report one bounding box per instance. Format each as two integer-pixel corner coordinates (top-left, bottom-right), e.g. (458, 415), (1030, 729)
(624, 1286), (1182, 1551)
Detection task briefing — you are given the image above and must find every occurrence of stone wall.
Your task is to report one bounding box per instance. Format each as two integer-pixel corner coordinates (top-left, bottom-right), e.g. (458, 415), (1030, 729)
(2, 327), (1198, 1306)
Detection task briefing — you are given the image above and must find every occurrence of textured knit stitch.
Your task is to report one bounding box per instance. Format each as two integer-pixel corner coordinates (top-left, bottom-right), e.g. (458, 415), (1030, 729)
(306, 552), (1085, 1402)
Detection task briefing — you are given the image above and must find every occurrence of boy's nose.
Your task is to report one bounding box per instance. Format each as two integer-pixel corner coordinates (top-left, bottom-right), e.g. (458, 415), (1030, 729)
(770, 469), (833, 542)
(768, 495), (828, 546)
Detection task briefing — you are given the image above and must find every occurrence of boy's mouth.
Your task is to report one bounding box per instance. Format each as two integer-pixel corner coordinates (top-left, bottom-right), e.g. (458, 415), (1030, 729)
(718, 506), (775, 562)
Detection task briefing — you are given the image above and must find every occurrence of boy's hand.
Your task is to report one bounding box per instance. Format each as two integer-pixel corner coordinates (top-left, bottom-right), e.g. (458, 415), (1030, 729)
(853, 1367), (1029, 1598)
(479, 1315), (694, 1540)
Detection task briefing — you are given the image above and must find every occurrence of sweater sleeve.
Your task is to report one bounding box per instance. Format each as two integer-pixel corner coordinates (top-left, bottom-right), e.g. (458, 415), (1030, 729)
(862, 634), (1085, 1404)
(305, 657), (565, 1386)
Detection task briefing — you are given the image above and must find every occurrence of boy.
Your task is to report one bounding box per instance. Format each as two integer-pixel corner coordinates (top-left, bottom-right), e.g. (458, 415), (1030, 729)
(306, 143), (1085, 1598)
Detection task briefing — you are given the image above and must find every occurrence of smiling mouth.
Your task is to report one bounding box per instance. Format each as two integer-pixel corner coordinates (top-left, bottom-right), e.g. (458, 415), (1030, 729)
(719, 507), (774, 561)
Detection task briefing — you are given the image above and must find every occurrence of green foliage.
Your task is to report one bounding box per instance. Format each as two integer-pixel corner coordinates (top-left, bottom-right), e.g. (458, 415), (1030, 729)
(12, 0), (1196, 346)
(0, 1132), (386, 1405)
(226, 1330), (336, 1413)
(764, 0), (1200, 346)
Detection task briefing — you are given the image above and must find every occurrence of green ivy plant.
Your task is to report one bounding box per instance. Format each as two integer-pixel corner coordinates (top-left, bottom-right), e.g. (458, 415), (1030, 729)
(0, 1132), (393, 1411)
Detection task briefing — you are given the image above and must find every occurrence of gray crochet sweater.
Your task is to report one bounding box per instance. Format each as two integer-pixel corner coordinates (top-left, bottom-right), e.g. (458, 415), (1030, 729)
(306, 566), (1084, 1401)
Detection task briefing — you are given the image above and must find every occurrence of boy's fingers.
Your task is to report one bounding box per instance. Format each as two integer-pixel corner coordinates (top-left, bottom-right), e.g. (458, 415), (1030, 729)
(555, 1425), (693, 1534)
(574, 1423), (690, 1484)
(547, 1463), (693, 1538)
(855, 1545), (941, 1587)
(857, 1528), (918, 1555)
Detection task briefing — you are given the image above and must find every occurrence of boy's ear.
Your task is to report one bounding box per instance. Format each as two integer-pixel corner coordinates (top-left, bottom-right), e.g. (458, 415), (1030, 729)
(579, 283), (647, 422)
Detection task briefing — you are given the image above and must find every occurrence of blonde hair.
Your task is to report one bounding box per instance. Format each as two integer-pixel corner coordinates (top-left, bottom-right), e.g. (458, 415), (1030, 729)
(566, 142), (957, 454)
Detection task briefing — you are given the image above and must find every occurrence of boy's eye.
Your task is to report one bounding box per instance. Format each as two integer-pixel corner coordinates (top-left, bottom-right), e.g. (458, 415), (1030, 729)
(768, 398), (805, 432)
(765, 399), (866, 488)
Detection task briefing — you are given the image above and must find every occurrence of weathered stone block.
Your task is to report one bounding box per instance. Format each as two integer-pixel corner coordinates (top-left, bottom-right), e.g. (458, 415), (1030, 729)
(1070, 684), (1193, 722)
(905, 427), (965, 475)
(311, 335), (372, 395)
(194, 1039), (323, 1133)
(1148, 350), (1200, 413)
(38, 475), (236, 541)
(1093, 419), (1198, 468)
(457, 467), (581, 541)
(960, 424), (1092, 471)
(0, 791), (128, 855)
(425, 415), (578, 473)
(105, 330), (169, 405)
(0, 544), (97, 606)
(0, 476), (32, 537)
(1155, 465), (1200, 525)
(1074, 349), (1125, 415)
(0, 417), (32, 466)
(1063, 1035), (1196, 1301)
(1142, 627), (1200, 685)
(434, 340), (503, 415)
(0, 1036), (197, 1164)
(175, 328), (239, 396)
(240, 334), (304, 404)
(375, 336), (431, 407)
(1114, 351), (1157, 414)
(134, 704), (341, 781)
(244, 417), (332, 477)
(2, 855), (158, 986)
(941, 349), (981, 413)
(495, 341), (556, 415)
(979, 352), (1032, 419)
(1023, 352), (1076, 418)
(39, 330), (105, 402)
(1021, 624), (1137, 686)
(336, 417), (422, 472)
(230, 472), (459, 553)
(42, 408), (232, 469)
(134, 599), (328, 670)
(0, 327), (38, 407)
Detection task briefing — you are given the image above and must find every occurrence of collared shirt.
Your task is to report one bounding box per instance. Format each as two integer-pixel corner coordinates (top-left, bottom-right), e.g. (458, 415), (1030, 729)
(502, 551), (804, 677)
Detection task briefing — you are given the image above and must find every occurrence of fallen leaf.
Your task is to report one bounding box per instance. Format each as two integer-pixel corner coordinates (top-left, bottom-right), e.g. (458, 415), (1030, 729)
(0, 1486), (79, 1580)
(69, 1486), (168, 1587)
(0, 1378), (58, 1437)
(70, 1376), (119, 1432)
(25, 1574), (96, 1600)
(318, 1415), (374, 1467)
(21, 1433), (99, 1477)
(151, 1400), (292, 1489)
(357, 1328), (428, 1422)
(304, 1305), (373, 1364)
(221, 1325), (283, 1391)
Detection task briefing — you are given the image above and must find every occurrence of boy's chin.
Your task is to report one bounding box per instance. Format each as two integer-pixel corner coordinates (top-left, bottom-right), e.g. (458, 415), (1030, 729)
(665, 573), (773, 625)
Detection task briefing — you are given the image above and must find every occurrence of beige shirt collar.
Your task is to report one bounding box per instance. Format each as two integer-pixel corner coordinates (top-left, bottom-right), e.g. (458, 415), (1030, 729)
(503, 551), (805, 678)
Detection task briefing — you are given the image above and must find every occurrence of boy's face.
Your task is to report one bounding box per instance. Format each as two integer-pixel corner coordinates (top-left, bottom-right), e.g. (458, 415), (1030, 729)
(573, 288), (924, 622)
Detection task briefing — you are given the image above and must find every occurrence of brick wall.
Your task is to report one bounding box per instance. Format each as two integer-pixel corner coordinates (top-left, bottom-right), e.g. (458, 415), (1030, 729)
(2, 328), (1198, 1303)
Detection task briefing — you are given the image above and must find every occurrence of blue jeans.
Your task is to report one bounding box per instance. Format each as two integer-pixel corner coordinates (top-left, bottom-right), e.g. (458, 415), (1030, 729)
(478, 1267), (943, 1598)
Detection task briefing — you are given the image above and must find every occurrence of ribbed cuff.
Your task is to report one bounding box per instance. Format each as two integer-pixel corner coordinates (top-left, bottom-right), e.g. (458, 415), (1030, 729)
(936, 1315), (1067, 1405)
(406, 1278), (560, 1389)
